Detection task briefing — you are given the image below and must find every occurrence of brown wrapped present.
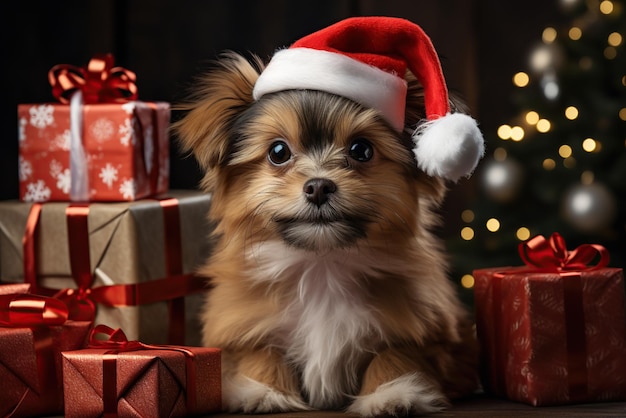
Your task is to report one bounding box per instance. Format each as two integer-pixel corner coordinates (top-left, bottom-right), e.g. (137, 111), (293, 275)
(62, 325), (221, 417)
(0, 284), (92, 417)
(473, 233), (626, 406)
(0, 190), (213, 346)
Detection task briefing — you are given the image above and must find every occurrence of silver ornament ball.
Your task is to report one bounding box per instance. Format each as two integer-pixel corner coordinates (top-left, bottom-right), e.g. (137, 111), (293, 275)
(561, 182), (617, 233)
(480, 158), (525, 203)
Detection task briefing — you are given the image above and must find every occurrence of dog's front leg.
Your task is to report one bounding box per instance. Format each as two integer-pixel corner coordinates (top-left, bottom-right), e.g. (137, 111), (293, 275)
(222, 347), (310, 413)
(348, 345), (448, 417)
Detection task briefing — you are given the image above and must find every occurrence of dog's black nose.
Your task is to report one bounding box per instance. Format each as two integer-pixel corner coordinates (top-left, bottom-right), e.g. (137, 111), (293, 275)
(303, 178), (337, 207)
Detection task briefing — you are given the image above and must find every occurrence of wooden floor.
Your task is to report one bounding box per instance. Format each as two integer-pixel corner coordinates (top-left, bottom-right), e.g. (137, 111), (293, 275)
(210, 396), (626, 417)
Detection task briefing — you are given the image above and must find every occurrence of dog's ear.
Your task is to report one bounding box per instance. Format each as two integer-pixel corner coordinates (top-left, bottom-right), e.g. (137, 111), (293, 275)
(173, 52), (263, 172)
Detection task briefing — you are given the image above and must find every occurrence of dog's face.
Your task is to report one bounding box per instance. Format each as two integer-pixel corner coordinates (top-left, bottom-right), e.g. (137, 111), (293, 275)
(175, 53), (445, 253)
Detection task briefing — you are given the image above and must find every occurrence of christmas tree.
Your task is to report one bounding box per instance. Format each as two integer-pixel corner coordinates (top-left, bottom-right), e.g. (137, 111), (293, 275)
(449, 0), (626, 301)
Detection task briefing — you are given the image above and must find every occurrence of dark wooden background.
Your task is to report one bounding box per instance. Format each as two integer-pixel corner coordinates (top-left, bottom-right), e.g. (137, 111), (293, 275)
(1, 0), (568, 236)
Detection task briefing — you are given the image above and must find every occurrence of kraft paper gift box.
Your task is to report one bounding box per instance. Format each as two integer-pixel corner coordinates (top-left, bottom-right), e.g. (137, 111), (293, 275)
(0, 284), (92, 417)
(62, 325), (221, 418)
(0, 190), (213, 346)
(17, 54), (170, 202)
(473, 233), (626, 406)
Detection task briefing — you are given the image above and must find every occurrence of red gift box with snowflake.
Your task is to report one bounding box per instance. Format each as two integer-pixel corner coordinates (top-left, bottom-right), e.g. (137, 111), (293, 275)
(17, 54), (170, 202)
(473, 233), (626, 406)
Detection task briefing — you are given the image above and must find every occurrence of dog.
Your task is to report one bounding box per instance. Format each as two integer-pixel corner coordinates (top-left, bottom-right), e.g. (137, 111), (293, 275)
(174, 17), (483, 417)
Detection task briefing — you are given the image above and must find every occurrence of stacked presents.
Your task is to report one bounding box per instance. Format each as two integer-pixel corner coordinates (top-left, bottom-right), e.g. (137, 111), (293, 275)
(1, 55), (221, 417)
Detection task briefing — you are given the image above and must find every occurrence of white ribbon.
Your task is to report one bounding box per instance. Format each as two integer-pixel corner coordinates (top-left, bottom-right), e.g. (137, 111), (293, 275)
(69, 91), (89, 201)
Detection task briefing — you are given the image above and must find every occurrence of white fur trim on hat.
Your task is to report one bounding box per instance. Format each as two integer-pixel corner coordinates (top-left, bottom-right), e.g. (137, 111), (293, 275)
(253, 48), (408, 131)
(413, 113), (485, 182)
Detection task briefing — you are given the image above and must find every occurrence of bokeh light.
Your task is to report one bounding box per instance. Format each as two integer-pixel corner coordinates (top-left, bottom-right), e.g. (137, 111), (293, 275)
(526, 111), (540, 125)
(582, 138), (597, 152)
(513, 72), (530, 87)
(461, 274), (475, 289)
(543, 158), (556, 170)
(559, 144), (573, 158)
(461, 227), (475, 241)
(536, 119), (551, 133)
(516, 227), (531, 241)
(600, 0), (614, 14)
(486, 218), (501, 232)
(565, 106), (579, 120)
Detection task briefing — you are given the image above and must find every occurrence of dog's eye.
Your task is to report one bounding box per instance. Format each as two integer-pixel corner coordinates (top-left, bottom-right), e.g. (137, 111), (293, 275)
(349, 138), (374, 162)
(268, 141), (292, 165)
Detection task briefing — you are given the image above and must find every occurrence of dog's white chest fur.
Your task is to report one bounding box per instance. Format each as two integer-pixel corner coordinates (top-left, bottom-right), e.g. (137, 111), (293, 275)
(250, 241), (382, 408)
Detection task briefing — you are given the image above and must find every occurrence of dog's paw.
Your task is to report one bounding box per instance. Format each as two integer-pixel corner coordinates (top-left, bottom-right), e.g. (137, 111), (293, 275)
(347, 374), (448, 417)
(223, 374), (311, 413)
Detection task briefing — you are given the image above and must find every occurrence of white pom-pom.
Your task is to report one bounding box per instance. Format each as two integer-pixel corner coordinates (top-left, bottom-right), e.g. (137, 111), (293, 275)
(412, 113), (485, 182)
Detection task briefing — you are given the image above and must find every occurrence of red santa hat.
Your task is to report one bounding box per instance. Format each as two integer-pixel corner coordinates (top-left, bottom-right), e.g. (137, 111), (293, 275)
(253, 16), (484, 181)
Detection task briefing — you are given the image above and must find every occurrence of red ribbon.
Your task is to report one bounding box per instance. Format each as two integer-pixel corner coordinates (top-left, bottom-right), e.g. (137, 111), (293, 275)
(22, 203), (42, 293)
(160, 198), (185, 345)
(48, 54), (138, 104)
(56, 204), (97, 321)
(88, 325), (197, 417)
(0, 293), (68, 327)
(0, 291), (69, 417)
(20, 200), (206, 341)
(490, 233), (610, 403)
(518, 232), (609, 271)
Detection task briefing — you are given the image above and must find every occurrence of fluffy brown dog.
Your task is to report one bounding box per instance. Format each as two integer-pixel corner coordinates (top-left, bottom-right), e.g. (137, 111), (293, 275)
(175, 17), (483, 417)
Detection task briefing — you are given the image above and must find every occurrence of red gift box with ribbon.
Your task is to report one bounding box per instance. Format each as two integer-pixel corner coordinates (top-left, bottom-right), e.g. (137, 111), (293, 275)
(17, 54), (170, 202)
(0, 190), (213, 346)
(473, 233), (626, 406)
(0, 284), (92, 417)
(62, 325), (221, 417)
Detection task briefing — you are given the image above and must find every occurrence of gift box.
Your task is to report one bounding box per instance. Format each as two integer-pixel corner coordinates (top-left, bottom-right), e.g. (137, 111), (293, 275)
(473, 233), (626, 406)
(0, 285), (92, 417)
(62, 325), (221, 417)
(0, 190), (213, 346)
(17, 54), (170, 202)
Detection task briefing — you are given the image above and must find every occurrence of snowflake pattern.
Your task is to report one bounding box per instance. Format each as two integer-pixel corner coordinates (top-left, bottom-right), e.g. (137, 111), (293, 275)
(118, 178), (135, 200)
(56, 168), (71, 194)
(118, 119), (134, 146)
(49, 159), (63, 178)
(18, 118), (27, 143)
(24, 180), (51, 202)
(29, 105), (54, 129)
(121, 102), (136, 115)
(90, 118), (115, 142)
(99, 163), (119, 188)
(19, 156), (32, 181)
(53, 129), (71, 151)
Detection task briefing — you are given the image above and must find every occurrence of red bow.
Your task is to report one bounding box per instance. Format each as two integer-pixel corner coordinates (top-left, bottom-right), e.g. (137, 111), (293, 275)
(88, 324), (147, 351)
(53, 287), (97, 322)
(518, 232), (609, 271)
(0, 293), (68, 327)
(87, 324), (198, 415)
(48, 54), (138, 104)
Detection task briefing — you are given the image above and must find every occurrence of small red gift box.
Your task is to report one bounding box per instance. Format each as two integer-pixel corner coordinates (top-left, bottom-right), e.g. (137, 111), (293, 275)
(473, 233), (626, 406)
(17, 54), (169, 202)
(0, 285), (92, 417)
(62, 325), (221, 417)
